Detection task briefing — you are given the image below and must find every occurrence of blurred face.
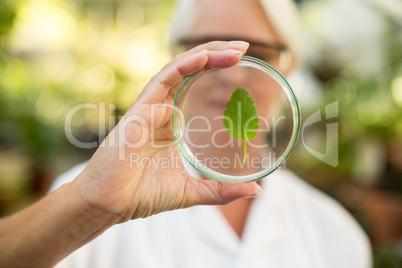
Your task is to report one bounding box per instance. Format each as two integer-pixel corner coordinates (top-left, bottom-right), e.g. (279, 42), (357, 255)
(175, 0), (292, 174)
(184, 0), (285, 114)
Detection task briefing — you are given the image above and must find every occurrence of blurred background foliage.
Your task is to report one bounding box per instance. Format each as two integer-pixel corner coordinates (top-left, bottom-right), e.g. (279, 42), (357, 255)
(0, 0), (174, 211)
(0, 0), (401, 266)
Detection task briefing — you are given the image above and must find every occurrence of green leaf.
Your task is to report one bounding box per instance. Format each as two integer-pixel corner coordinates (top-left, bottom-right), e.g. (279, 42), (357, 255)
(223, 88), (259, 162)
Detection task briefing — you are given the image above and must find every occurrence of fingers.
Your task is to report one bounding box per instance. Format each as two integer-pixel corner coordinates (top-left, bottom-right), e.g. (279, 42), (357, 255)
(185, 176), (263, 207)
(206, 49), (245, 68)
(134, 41), (249, 106)
(175, 40), (249, 59)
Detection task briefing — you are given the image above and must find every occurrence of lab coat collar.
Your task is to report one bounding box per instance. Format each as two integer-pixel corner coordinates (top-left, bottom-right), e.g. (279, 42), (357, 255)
(187, 163), (286, 255)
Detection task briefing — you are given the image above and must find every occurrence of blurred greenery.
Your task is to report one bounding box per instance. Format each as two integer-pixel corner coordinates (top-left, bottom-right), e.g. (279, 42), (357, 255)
(287, 1), (402, 265)
(0, 0), (401, 266)
(0, 0), (175, 213)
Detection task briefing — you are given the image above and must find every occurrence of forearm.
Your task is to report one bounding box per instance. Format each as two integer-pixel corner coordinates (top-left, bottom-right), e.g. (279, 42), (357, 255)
(0, 178), (119, 268)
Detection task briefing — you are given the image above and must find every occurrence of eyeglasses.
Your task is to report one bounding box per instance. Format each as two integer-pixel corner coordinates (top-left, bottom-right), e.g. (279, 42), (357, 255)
(176, 36), (292, 71)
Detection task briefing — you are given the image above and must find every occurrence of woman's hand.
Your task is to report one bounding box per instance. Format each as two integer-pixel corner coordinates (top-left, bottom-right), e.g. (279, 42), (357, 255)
(0, 41), (263, 268)
(71, 41), (262, 223)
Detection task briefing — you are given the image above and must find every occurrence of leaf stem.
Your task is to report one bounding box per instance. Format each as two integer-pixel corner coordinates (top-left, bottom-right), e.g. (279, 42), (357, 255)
(243, 139), (247, 163)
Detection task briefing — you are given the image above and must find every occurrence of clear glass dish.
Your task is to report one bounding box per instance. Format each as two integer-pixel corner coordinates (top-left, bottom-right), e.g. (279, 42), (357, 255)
(173, 56), (300, 183)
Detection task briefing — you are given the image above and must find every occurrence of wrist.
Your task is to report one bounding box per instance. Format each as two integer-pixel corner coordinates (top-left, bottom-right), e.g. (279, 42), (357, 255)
(65, 178), (122, 233)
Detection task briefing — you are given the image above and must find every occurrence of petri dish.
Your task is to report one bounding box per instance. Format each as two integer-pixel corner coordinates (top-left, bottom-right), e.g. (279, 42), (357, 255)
(172, 56), (300, 183)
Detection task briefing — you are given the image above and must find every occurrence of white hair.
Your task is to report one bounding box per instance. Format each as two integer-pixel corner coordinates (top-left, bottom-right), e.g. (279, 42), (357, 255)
(168, 0), (302, 68)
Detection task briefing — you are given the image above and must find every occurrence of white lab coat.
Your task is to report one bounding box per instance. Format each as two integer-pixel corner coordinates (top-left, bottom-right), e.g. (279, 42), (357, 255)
(50, 163), (371, 268)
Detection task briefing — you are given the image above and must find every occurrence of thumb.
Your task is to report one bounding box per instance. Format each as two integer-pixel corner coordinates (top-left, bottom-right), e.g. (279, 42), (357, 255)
(186, 178), (263, 207)
(219, 181), (263, 202)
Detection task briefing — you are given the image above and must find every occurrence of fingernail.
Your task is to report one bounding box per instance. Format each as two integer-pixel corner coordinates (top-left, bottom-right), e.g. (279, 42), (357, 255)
(228, 41), (249, 51)
(246, 184), (263, 198)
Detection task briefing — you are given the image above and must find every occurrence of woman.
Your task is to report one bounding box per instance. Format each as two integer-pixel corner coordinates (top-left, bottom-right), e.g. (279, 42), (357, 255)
(49, 0), (371, 267)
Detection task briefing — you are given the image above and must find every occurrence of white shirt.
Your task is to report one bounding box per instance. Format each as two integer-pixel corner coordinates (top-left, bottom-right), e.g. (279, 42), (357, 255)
(50, 163), (371, 268)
